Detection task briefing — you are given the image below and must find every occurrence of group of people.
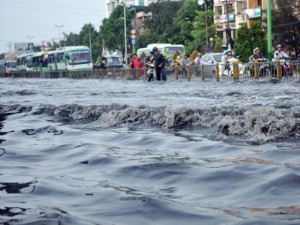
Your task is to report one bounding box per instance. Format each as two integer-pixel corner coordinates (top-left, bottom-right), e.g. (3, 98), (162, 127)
(128, 44), (292, 80)
(140, 47), (167, 82)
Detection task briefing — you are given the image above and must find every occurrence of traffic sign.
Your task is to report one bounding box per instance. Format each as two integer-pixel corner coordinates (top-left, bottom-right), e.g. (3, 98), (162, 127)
(131, 29), (136, 34)
(131, 39), (136, 45)
(131, 34), (136, 39)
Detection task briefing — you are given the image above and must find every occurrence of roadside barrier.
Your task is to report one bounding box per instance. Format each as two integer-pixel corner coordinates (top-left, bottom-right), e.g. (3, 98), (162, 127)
(1, 60), (300, 82)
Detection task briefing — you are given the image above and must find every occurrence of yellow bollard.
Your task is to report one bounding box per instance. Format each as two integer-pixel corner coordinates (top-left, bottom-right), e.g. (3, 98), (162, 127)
(175, 66), (178, 80)
(201, 63), (205, 80)
(187, 65), (190, 81)
(143, 68), (147, 80)
(135, 68), (138, 79)
(232, 61), (239, 81)
(120, 68), (124, 78)
(253, 59), (259, 79)
(215, 62), (220, 82)
(276, 58), (282, 79)
(114, 68), (116, 78)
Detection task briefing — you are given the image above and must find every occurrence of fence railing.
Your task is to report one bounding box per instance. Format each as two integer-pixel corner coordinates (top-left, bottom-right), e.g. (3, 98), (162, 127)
(1, 60), (300, 82)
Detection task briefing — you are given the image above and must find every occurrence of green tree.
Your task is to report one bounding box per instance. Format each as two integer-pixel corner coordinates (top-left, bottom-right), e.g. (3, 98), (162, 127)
(135, 31), (158, 49)
(272, 0), (300, 55)
(99, 5), (133, 55)
(211, 36), (223, 53)
(144, 1), (183, 43)
(191, 9), (215, 53)
(169, 0), (214, 53)
(65, 32), (80, 46)
(234, 22), (267, 62)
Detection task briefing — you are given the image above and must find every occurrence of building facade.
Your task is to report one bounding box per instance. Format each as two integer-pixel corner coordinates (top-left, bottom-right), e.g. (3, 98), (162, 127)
(213, 0), (248, 46)
(106, 0), (163, 18)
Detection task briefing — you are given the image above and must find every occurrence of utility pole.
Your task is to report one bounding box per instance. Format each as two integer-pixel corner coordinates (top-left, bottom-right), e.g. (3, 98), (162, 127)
(225, 0), (231, 50)
(267, 0), (272, 61)
(198, 0), (208, 48)
(89, 26), (93, 62)
(55, 25), (64, 48)
(124, 4), (128, 66)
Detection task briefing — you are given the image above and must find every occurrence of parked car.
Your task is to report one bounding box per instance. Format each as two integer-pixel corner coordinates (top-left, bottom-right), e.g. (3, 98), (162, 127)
(200, 53), (223, 77)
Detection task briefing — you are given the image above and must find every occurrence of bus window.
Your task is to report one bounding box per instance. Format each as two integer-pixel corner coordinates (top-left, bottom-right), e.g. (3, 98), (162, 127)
(68, 50), (91, 65)
(165, 46), (185, 55)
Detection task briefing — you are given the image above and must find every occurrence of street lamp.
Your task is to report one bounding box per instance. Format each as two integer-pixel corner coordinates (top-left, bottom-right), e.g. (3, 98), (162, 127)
(198, 0), (208, 48)
(55, 25), (64, 48)
(123, 4), (128, 67)
(27, 36), (34, 52)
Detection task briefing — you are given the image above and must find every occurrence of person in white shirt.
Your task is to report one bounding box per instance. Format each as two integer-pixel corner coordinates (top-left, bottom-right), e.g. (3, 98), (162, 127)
(194, 53), (202, 65)
(274, 45), (290, 60)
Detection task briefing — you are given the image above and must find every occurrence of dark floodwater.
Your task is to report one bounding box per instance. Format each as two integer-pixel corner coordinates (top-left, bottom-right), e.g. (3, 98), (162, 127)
(1, 78), (300, 225)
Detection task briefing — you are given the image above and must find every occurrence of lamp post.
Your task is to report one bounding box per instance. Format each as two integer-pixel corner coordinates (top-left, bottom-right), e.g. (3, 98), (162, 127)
(198, 0), (208, 48)
(55, 25), (64, 48)
(27, 36), (34, 52)
(124, 4), (128, 67)
(224, 0), (232, 50)
(267, 0), (272, 61)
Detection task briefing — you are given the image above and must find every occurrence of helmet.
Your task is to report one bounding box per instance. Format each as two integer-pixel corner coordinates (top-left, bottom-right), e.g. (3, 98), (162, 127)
(149, 49), (154, 54)
(153, 47), (158, 52)
(253, 47), (260, 52)
(276, 45), (282, 49)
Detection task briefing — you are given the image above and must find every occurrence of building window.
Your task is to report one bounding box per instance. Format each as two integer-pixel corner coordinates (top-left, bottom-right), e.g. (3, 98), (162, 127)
(139, 0), (144, 6)
(258, 0), (261, 6)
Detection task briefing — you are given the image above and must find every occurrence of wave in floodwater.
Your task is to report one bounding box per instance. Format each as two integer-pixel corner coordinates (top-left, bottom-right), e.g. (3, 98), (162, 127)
(1, 103), (300, 144)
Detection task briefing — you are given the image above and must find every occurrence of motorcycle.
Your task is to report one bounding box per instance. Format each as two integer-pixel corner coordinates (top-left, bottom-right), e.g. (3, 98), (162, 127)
(249, 58), (270, 77)
(221, 57), (239, 76)
(272, 57), (292, 77)
(145, 63), (155, 82)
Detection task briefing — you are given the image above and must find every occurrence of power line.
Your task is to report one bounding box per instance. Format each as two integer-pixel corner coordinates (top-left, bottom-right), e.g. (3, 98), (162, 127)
(0, 0), (105, 12)
(0, 2), (104, 17)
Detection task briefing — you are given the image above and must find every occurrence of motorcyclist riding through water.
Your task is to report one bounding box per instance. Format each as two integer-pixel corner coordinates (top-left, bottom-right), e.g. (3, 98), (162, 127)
(273, 44), (292, 77)
(249, 47), (268, 77)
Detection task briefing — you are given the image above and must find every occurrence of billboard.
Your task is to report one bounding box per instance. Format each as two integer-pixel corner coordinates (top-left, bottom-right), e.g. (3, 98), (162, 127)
(14, 42), (34, 53)
(245, 6), (261, 19)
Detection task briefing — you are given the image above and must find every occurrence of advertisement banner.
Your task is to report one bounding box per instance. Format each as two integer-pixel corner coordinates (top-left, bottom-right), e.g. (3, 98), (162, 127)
(245, 6), (261, 19)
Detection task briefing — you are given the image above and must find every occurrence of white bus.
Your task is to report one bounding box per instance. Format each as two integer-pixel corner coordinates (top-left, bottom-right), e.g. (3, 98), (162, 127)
(137, 43), (186, 58)
(47, 46), (93, 72)
(17, 53), (35, 72)
(5, 60), (17, 73)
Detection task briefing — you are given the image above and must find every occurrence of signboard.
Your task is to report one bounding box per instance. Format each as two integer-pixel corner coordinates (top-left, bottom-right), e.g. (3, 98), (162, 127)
(245, 6), (261, 19)
(14, 42), (29, 53)
(131, 39), (136, 45)
(228, 13), (235, 22)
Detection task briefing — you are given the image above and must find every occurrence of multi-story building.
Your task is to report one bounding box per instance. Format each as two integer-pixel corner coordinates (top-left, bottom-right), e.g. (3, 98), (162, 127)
(245, 0), (265, 27)
(106, 0), (165, 18)
(213, 0), (248, 46)
(106, 0), (180, 34)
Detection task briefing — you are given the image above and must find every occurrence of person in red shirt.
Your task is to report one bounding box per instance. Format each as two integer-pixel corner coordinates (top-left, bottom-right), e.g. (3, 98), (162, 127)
(130, 54), (142, 68)
(129, 54), (143, 78)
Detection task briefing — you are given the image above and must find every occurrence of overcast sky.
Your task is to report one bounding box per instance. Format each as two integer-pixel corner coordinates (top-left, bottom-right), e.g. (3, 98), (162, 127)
(0, 0), (106, 53)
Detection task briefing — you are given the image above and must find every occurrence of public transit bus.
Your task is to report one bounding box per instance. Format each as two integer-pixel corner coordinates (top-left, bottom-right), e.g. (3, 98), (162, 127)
(5, 60), (17, 73)
(31, 52), (49, 72)
(137, 43), (186, 58)
(17, 53), (35, 72)
(47, 46), (93, 72)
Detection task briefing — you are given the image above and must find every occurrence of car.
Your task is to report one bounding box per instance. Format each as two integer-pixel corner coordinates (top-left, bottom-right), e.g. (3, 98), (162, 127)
(201, 52), (242, 77)
(200, 53), (223, 78)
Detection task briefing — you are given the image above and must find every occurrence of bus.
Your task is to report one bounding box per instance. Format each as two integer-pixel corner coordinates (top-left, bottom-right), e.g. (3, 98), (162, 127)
(47, 46), (93, 72)
(5, 60), (17, 73)
(17, 53), (35, 72)
(31, 52), (49, 72)
(137, 43), (186, 59)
